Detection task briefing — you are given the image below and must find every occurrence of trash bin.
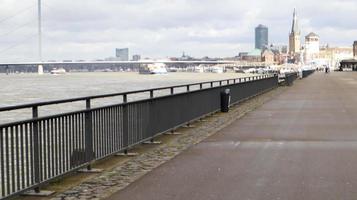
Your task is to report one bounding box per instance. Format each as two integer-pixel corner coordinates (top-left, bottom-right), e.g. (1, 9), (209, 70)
(221, 89), (231, 112)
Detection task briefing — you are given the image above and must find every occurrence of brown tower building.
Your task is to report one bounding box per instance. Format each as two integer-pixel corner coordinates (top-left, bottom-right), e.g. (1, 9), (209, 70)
(289, 9), (301, 55)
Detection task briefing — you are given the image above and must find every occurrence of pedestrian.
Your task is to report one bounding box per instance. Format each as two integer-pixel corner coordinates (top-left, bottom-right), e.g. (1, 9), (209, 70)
(325, 66), (329, 74)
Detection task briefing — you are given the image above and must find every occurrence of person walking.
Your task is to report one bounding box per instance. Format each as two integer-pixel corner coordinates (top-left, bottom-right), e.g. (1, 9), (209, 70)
(325, 66), (330, 74)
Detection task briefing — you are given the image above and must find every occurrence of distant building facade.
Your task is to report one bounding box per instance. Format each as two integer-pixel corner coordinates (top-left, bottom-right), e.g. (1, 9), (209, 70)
(261, 49), (274, 63)
(132, 54), (141, 61)
(116, 48), (129, 61)
(304, 32), (320, 63)
(271, 44), (288, 54)
(255, 24), (268, 49)
(354, 41), (357, 58)
(320, 46), (353, 69)
(289, 9), (301, 56)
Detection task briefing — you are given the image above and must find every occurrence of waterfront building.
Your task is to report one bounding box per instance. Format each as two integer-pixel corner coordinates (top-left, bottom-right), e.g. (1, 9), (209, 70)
(255, 24), (268, 50)
(289, 9), (301, 56)
(271, 44), (288, 54)
(261, 49), (275, 63)
(320, 46), (353, 69)
(241, 49), (262, 62)
(132, 54), (141, 61)
(338, 41), (357, 71)
(116, 48), (129, 61)
(304, 32), (320, 63)
(238, 52), (248, 60)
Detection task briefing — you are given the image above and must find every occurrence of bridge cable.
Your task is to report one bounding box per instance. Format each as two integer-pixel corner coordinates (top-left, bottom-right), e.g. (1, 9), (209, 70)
(0, 5), (36, 25)
(0, 34), (37, 56)
(0, 20), (36, 39)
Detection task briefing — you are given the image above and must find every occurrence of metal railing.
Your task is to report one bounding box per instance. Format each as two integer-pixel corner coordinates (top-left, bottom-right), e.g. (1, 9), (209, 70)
(278, 72), (298, 86)
(302, 69), (315, 78)
(0, 74), (278, 199)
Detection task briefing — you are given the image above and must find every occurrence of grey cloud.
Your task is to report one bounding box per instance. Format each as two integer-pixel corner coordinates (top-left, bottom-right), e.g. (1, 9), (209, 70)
(0, 0), (356, 62)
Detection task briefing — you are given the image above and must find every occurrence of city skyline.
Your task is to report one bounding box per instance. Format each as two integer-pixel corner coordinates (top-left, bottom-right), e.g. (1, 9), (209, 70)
(0, 0), (356, 62)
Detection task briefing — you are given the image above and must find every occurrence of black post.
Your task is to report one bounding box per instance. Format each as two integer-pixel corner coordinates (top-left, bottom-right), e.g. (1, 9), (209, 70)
(85, 99), (93, 170)
(32, 106), (40, 193)
(150, 90), (154, 98)
(123, 94), (127, 103)
(123, 95), (129, 152)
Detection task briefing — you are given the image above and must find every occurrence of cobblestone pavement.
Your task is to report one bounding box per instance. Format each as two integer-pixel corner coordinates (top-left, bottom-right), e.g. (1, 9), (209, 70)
(50, 87), (285, 200)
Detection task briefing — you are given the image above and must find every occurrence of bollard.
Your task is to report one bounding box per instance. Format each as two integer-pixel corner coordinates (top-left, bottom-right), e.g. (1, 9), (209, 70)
(220, 89), (231, 113)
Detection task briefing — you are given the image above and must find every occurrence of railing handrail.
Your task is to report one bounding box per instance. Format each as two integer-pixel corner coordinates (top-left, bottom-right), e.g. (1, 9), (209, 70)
(0, 75), (280, 128)
(0, 74), (274, 112)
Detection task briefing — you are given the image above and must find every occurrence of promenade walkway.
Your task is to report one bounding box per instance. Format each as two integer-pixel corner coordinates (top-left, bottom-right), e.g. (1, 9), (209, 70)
(107, 72), (357, 200)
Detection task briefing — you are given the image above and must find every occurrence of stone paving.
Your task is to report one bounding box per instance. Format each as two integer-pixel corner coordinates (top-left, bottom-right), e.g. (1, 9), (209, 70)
(107, 72), (357, 200)
(50, 86), (285, 200)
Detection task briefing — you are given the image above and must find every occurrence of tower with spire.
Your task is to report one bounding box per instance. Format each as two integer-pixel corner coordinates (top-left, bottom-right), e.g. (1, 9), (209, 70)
(289, 9), (301, 55)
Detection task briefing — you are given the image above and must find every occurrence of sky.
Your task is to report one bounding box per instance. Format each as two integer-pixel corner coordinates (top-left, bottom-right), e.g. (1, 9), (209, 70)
(0, 0), (356, 62)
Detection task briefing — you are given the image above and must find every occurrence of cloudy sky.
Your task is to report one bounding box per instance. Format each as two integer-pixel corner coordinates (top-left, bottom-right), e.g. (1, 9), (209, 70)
(0, 0), (356, 62)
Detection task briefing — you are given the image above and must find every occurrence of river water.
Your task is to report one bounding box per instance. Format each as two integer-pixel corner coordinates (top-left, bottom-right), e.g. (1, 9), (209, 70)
(0, 72), (253, 124)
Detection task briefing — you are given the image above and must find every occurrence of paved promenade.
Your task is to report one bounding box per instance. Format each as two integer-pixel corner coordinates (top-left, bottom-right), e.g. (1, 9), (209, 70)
(107, 72), (357, 200)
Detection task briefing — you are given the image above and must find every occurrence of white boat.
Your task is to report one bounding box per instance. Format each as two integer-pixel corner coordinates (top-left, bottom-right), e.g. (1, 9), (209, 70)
(244, 68), (257, 74)
(50, 68), (66, 75)
(139, 63), (168, 74)
(211, 66), (224, 73)
(194, 65), (205, 73)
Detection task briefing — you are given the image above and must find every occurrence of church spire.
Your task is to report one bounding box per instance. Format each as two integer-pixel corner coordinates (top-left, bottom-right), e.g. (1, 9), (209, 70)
(289, 8), (301, 56)
(291, 8), (299, 34)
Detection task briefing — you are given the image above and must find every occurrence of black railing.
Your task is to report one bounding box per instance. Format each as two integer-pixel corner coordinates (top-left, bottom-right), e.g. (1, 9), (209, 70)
(0, 74), (278, 199)
(302, 69), (315, 78)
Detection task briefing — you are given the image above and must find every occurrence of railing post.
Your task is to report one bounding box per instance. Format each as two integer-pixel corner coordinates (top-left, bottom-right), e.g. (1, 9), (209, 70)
(170, 87), (174, 95)
(23, 106), (54, 198)
(123, 94), (127, 103)
(200, 83), (203, 89)
(32, 106), (40, 193)
(186, 85), (190, 92)
(234, 79), (236, 84)
(210, 82), (213, 87)
(219, 81), (222, 86)
(150, 90), (154, 98)
(123, 95), (129, 153)
(85, 99), (93, 170)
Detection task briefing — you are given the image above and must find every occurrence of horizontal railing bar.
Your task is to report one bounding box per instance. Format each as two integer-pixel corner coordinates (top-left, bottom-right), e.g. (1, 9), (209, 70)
(0, 76), (276, 128)
(0, 75), (271, 112)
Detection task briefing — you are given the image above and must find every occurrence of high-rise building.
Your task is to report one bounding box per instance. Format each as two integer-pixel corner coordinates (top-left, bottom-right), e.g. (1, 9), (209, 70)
(289, 9), (301, 55)
(304, 32), (320, 62)
(116, 48), (129, 61)
(255, 24), (268, 49)
(353, 41), (357, 58)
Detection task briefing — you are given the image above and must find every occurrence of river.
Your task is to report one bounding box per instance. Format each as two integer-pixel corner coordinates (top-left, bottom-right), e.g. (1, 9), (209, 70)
(0, 72), (253, 123)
